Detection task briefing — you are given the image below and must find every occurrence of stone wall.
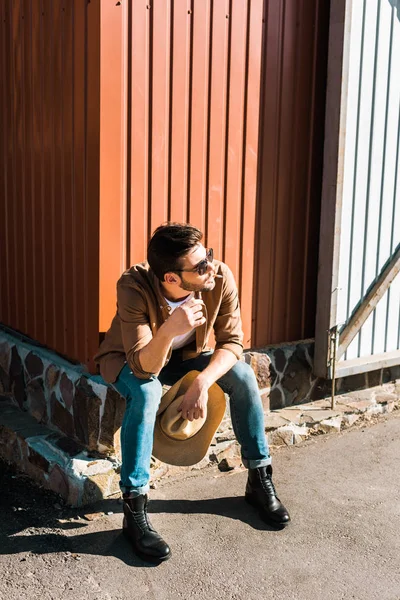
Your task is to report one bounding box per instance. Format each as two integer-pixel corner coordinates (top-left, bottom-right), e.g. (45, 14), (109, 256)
(1, 329), (400, 460)
(0, 331), (124, 459)
(245, 340), (400, 410)
(1, 327), (399, 504)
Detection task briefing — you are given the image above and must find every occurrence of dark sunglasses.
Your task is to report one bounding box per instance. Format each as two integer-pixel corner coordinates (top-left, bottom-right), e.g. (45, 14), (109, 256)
(178, 248), (214, 276)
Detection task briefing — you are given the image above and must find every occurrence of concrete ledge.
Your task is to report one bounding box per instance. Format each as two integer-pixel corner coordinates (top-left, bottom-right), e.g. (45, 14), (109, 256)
(0, 398), (120, 506)
(1, 381), (399, 505)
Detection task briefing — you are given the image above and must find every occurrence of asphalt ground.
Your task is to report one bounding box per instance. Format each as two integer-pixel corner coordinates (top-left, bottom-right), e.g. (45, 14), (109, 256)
(0, 410), (399, 600)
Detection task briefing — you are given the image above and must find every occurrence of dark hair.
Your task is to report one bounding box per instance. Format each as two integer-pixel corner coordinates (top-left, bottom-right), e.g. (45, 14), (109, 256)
(147, 222), (203, 281)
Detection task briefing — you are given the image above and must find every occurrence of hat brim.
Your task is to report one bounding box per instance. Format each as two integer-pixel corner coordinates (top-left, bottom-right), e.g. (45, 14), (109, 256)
(152, 371), (226, 466)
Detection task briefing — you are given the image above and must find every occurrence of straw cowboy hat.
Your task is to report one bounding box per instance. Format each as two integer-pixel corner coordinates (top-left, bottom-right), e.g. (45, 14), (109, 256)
(152, 371), (226, 466)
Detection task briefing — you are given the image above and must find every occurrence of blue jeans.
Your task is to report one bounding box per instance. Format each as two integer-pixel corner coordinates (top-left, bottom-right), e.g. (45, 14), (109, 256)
(111, 351), (271, 496)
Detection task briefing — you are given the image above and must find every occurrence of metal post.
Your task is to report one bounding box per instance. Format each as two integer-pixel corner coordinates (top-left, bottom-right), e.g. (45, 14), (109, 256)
(329, 326), (338, 409)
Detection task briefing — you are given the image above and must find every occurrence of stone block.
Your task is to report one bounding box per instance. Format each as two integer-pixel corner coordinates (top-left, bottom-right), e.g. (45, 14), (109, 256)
(10, 346), (26, 409)
(25, 352), (44, 380)
(342, 413), (362, 427)
(366, 404), (384, 415)
(245, 352), (271, 388)
(45, 365), (60, 390)
(48, 464), (70, 501)
(265, 412), (291, 430)
(375, 392), (397, 405)
(60, 373), (74, 410)
(0, 366), (10, 394)
(209, 440), (240, 464)
(309, 377), (332, 401)
(28, 447), (50, 472)
(298, 409), (342, 424)
(281, 345), (312, 404)
(269, 387), (284, 411)
(82, 470), (121, 504)
(292, 425), (310, 444)
(278, 408), (303, 425)
(51, 392), (75, 438)
(316, 416), (342, 433)
(267, 426), (294, 447)
(218, 456), (242, 471)
(52, 434), (86, 457)
(26, 378), (47, 423)
(99, 386), (125, 454)
(73, 377), (102, 450)
(0, 425), (20, 462)
(274, 348), (287, 373)
(0, 341), (11, 373)
(259, 388), (270, 412)
(338, 399), (375, 412)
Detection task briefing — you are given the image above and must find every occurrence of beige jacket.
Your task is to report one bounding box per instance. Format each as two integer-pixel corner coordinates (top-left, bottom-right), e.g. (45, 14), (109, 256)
(94, 260), (244, 383)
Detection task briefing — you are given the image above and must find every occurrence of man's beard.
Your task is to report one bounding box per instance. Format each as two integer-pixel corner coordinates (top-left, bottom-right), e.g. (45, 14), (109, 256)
(179, 275), (216, 293)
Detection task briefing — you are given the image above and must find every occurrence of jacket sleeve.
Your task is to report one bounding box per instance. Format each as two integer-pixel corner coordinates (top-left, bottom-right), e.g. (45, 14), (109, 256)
(117, 280), (156, 379)
(213, 265), (244, 359)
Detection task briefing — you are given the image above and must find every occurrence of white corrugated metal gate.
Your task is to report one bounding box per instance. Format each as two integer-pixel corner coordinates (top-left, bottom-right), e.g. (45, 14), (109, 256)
(314, 0), (400, 379)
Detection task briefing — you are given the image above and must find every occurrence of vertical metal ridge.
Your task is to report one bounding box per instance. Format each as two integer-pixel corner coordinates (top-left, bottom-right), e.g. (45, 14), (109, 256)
(10, 2), (18, 329)
(362, 0), (380, 356)
(71, 0), (78, 358)
(27, 1), (37, 339)
(2, 3), (11, 323)
(186, 0), (194, 223)
(204, 0), (214, 247)
(167, 0), (174, 221)
(301, 0), (319, 338)
(238, 0), (251, 302)
(83, 0), (89, 363)
(251, 0), (267, 345)
(50, 0), (57, 348)
(285, 0), (301, 340)
(20, 1), (28, 334)
(381, 7), (395, 353)
(125, 0), (132, 266)
(221, 0), (232, 263)
(269, 0), (285, 340)
(147, 3), (153, 240)
(60, 0), (67, 353)
(39, 0), (46, 343)
(392, 95), (400, 351)
(345, 0), (367, 361)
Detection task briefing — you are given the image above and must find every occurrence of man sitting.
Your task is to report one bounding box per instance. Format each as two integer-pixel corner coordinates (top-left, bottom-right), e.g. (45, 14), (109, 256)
(94, 222), (290, 563)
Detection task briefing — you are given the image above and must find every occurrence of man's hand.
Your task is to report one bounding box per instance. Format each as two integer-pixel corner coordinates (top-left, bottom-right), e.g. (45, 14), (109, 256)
(164, 298), (206, 337)
(178, 377), (209, 421)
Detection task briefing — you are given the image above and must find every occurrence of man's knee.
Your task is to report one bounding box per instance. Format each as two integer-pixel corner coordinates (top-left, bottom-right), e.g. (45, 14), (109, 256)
(123, 375), (163, 414)
(229, 359), (257, 384)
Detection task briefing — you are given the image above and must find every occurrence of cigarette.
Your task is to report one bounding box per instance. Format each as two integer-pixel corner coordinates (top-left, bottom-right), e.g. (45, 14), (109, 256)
(214, 274), (223, 279)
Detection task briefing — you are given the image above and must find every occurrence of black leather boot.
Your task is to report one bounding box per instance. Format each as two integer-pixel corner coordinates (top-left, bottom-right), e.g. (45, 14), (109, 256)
(122, 494), (171, 563)
(245, 466), (291, 528)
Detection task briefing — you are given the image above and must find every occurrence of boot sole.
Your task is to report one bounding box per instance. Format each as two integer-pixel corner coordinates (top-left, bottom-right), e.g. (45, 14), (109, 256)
(123, 528), (172, 564)
(245, 493), (290, 529)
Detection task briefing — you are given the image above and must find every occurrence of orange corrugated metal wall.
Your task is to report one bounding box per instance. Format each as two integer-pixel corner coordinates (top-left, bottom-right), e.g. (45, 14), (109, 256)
(99, 0), (329, 349)
(0, 0), (328, 368)
(0, 0), (100, 368)
(253, 0), (329, 346)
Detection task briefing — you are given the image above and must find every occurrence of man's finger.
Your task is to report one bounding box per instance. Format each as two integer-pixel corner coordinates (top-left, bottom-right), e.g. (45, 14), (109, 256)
(193, 317), (206, 328)
(186, 298), (204, 307)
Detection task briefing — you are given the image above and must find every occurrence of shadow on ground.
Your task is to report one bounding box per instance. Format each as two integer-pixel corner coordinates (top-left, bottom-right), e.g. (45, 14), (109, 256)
(0, 461), (278, 567)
